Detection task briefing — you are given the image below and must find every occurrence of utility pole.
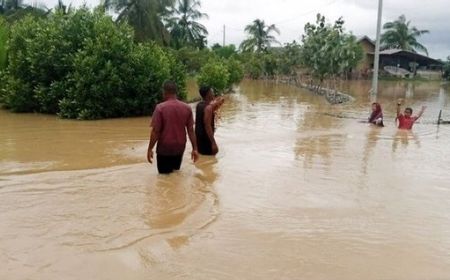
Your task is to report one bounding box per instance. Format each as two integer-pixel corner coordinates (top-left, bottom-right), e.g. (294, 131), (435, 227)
(223, 25), (226, 46)
(371, 0), (383, 99)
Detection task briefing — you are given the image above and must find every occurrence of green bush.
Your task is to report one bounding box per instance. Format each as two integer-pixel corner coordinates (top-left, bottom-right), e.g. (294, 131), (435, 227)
(197, 59), (230, 93)
(241, 53), (264, 79)
(0, 9), (186, 119)
(226, 57), (244, 86)
(212, 44), (237, 59)
(174, 47), (216, 74)
(0, 17), (8, 70)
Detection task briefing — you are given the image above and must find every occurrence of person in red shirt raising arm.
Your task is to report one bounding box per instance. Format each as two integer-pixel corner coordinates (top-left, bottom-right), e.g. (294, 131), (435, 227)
(396, 98), (426, 130)
(147, 81), (199, 174)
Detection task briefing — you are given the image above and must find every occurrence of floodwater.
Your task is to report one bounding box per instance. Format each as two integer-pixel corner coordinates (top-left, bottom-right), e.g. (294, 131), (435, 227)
(1, 80), (450, 279)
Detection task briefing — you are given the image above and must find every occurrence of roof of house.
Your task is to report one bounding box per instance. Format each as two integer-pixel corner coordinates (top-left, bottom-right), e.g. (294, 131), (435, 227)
(357, 36), (375, 46)
(368, 49), (443, 65)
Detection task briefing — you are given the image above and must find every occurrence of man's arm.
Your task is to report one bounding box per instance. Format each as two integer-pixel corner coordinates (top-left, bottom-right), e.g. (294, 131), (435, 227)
(397, 99), (402, 117)
(147, 107), (161, 164)
(210, 97), (225, 111)
(186, 124), (199, 162)
(415, 106), (427, 120)
(186, 109), (198, 162)
(147, 129), (159, 163)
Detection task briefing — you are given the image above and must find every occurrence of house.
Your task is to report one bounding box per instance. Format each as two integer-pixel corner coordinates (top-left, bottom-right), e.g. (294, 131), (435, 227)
(356, 36), (443, 79)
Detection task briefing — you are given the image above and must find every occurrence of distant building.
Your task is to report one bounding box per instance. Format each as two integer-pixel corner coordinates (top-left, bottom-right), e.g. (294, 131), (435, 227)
(355, 36), (443, 79)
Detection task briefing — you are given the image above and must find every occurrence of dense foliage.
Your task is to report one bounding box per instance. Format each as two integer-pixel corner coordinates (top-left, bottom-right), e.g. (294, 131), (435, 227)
(197, 59), (230, 93)
(301, 14), (363, 82)
(0, 17), (7, 70)
(212, 44), (237, 59)
(0, 9), (186, 119)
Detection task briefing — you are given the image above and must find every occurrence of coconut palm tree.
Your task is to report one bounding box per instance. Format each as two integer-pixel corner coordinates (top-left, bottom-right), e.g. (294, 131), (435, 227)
(104, 0), (174, 44)
(165, 0), (208, 49)
(0, 0), (49, 22)
(240, 19), (280, 53)
(381, 15), (429, 56)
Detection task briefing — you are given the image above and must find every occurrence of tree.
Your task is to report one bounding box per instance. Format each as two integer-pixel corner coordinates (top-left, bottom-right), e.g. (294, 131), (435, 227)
(240, 19), (280, 53)
(197, 59), (230, 93)
(0, 16), (7, 70)
(0, 9), (186, 118)
(166, 0), (208, 49)
(212, 43), (237, 59)
(104, 0), (174, 44)
(0, 0), (49, 22)
(301, 14), (363, 83)
(443, 56), (450, 80)
(381, 15), (429, 55)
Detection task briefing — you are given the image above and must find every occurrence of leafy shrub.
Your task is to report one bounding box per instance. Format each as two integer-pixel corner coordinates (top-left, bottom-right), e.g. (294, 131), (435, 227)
(0, 17), (8, 70)
(197, 59), (230, 93)
(212, 44), (237, 59)
(226, 57), (244, 85)
(174, 47), (216, 74)
(0, 9), (185, 119)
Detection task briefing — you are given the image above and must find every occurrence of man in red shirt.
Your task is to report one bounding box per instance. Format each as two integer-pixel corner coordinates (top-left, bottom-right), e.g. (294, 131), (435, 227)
(147, 81), (199, 174)
(396, 99), (426, 130)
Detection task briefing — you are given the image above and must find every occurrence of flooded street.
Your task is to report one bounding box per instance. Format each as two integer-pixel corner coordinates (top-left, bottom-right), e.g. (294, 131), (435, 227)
(1, 80), (450, 279)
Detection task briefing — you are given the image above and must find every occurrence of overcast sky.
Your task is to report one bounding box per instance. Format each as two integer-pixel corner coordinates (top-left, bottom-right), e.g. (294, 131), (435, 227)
(39, 0), (450, 59)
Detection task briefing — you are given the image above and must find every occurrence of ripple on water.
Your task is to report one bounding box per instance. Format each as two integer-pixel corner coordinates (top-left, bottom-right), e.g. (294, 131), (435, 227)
(0, 159), (219, 264)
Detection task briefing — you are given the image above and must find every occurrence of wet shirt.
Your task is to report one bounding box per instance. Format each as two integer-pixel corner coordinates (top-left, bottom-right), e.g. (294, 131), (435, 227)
(398, 114), (418, 130)
(151, 99), (194, 156)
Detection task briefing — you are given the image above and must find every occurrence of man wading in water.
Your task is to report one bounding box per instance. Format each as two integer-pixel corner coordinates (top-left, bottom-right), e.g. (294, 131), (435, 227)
(147, 81), (199, 174)
(195, 86), (224, 155)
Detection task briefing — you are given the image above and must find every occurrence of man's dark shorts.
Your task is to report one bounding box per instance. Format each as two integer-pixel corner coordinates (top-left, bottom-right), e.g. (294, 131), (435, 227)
(197, 136), (213, 155)
(157, 154), (183, 174)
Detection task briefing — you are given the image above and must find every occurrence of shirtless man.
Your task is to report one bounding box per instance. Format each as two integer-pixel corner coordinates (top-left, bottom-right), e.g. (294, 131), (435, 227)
(195, 86), (225, 155)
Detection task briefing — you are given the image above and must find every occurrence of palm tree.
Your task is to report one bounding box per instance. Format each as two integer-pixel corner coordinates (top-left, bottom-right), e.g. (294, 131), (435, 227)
(165, 0), (208, 49)
(104, 0), (174, 44)
(381, 15), (429, 56)
(240, 19), (280, 53)
(0, 0), (49, 22)
(54, 0), (72, 15)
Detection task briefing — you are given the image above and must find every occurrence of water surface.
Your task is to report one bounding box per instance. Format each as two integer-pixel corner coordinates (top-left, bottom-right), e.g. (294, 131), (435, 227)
(1, 80), (450, 279)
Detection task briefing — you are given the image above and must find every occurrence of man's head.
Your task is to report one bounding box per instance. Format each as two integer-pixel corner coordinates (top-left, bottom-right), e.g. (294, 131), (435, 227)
(404, 107), (413, 117)
(199, 85), (214, 101)
(163, 81), (178, 100)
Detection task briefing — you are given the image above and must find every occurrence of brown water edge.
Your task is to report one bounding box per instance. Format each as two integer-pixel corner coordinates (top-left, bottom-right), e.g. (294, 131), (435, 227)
(1, 79), (450, 279)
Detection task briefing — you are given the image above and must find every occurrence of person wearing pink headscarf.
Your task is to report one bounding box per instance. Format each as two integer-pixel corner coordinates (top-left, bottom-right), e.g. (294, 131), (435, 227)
(368, 102), (384, 127)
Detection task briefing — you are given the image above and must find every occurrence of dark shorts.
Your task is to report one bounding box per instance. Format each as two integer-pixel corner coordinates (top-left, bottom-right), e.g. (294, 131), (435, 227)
(157, 154), (183, 174)
(197, 136), (213, 155)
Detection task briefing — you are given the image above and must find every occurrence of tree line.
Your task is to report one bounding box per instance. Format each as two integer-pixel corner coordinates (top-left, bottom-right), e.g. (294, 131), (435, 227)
(1, 0), (445, 119)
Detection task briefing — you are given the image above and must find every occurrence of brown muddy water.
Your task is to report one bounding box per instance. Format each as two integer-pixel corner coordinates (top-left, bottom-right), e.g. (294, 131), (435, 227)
(1, 80), (450, 280)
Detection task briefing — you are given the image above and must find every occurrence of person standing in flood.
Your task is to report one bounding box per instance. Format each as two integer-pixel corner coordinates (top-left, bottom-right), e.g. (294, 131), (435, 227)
(147, 81), (199, 174)
(195, 86), (225, 155)
(368, 102), (384, 127)
(396, 99), (426, 130)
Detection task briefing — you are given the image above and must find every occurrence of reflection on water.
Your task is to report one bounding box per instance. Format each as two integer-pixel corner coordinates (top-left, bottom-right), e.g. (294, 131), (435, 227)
(392, 130), (421, 152)
(1, 80), (450, 280)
